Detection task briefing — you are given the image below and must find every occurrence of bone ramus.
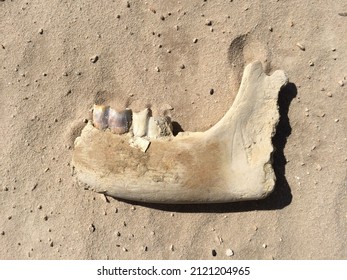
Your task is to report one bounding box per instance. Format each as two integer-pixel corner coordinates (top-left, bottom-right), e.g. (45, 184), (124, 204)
(72, 61), (288, 204)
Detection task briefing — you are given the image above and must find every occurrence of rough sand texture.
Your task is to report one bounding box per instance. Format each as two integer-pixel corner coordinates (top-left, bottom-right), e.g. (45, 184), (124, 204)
(0, 0), (346, 259)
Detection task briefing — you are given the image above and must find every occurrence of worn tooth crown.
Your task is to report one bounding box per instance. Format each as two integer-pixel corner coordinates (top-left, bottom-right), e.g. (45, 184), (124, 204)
(132, 108), (150, 137)
(108, 108), (132, 134)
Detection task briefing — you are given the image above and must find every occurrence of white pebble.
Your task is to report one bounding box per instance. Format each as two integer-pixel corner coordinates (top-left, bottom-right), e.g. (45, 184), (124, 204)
(226, 249), (234, 256)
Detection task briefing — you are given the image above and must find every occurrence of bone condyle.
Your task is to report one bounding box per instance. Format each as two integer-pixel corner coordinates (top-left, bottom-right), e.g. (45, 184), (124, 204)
(72, 61), (288, 204)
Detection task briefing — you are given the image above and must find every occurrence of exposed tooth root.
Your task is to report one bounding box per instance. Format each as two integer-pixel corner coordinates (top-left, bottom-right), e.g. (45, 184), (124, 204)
(108, 108), (132, 134)
(147, 116), (173, 139)
(132, 108), (150, 137)
(92, 105), (109, 130)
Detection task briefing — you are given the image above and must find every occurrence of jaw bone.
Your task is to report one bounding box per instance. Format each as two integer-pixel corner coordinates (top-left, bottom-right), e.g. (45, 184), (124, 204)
(72, 61), (288, 204)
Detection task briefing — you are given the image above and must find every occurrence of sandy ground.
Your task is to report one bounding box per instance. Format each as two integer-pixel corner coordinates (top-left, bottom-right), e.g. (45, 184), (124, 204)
(0, 0), (346, 260)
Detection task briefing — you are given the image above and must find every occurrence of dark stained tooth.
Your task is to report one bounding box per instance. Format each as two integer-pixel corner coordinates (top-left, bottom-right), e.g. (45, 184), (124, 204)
(108, 108), (132, 134)
(92, 105), (109, 130)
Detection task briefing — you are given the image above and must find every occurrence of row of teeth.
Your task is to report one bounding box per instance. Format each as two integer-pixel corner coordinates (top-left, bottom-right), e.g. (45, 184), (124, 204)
(92, 105), (173, 139)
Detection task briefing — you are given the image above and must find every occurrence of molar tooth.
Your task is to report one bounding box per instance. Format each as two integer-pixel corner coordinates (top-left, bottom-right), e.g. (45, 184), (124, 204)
(92, 105), (109, 130)
(108, 108), (132, 134)
(132, 108), (150, 137)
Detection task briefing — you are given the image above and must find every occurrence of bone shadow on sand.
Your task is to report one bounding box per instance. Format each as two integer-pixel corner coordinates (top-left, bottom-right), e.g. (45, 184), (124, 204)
(115, 82), (297, 213)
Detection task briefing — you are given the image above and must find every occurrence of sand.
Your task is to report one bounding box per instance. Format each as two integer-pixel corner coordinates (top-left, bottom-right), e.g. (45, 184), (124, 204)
(0, 0), (346, 259)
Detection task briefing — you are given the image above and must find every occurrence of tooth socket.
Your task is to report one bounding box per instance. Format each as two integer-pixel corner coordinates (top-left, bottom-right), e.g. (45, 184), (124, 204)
(147, 116), (173, 139)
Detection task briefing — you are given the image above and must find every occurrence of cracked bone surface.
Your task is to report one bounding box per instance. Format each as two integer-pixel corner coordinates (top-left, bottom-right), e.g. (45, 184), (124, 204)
(72, 61), (288, 204)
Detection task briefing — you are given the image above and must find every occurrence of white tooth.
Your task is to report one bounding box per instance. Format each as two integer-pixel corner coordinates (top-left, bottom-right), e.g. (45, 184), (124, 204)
(147, 116), (173, 139)
(132, 108), (150, 137)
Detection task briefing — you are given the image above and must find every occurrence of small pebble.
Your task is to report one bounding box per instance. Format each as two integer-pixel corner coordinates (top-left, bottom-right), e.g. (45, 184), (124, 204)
(49, 241), (54, 247)
(170, 244), (174, 251)
(338, 80), (344, 87)
(38, 28), (43, 34)
(126, 1), (130, 8)
(1, 231), (5, 236)
(205, 19), (212, 26)
(89, 224), (96, 232)
(3, 186), (8, 191)
(193, 38), (198, 43)
(43, 215), (48, 221)
(209, 88), (214, 95)
(262, 244), (267, 248)
(160, 15), (165, 21)
(155, 66), (160, 72)
(180, 64), (185, 69)
(122, 247), (128, 252)
(268, 26), (273, 32)
(211, 249), (217, 257)
(326, 92), (332, 97)
(90, 55), (99, 63)
(226, 249), (234, 257)
(296, 43), (305, 51)
(37, 205), (42, 210)
(334, 119), (339, 123)
(316, 164), (322, 171)
(309, 60), (314, 66)
(142, 246), (148, 251)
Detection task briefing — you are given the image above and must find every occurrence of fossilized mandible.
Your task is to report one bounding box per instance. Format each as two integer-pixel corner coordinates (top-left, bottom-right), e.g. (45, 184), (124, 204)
(72, 61), (288, 204)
